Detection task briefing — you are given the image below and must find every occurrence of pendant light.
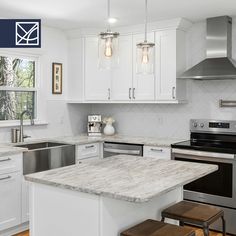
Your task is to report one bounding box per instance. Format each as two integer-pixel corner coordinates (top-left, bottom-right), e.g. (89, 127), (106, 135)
(98, 0), (119, 69)
(136, 0), (155, 74)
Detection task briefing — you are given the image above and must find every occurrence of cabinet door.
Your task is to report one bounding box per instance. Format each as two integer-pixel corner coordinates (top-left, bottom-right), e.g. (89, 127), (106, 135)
(0, 172), (21, 231)
(76, 143), (100, 160)
(111, 35), (133, 101)
(84, 37), (111, 101)
(22, 178), (29, 223)
(156, 30), (177, 101)
(132, 33), (155, 101)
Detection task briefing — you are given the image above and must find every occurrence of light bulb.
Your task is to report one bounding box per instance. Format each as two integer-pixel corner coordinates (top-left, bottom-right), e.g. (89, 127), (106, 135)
(104, 37), (113, 57)
(141, 46), (149, 64)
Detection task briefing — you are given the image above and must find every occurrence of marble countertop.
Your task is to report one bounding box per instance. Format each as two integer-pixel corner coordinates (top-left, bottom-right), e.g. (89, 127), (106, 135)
(51, 134), (184, 147)
(0, 145), (27, 157)
(0, 134), (183, 157)
(25, 155), (217, 203)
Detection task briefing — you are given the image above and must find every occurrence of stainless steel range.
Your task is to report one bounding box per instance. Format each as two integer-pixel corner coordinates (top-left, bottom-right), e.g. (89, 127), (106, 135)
(172, 119), (236, 235)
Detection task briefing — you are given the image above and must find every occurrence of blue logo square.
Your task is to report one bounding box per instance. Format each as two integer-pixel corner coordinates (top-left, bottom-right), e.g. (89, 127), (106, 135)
(0, 19), (41, 48)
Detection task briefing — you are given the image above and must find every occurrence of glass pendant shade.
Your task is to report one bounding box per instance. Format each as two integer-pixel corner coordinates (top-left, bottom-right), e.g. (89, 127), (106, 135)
(98, 31), (119, 69)
(136, 0), (155, 74)
(136, 41), (155, 74)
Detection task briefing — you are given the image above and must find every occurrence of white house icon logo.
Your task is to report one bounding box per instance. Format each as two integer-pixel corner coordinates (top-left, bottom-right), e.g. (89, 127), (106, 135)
(15, 22), (39, 46)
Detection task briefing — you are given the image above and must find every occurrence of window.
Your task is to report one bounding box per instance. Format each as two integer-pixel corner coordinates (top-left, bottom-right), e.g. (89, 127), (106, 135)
(0, 54), (38, 121)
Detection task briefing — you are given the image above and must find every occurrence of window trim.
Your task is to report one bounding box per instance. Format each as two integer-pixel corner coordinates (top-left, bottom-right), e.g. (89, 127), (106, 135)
(0, 51), (41, 124)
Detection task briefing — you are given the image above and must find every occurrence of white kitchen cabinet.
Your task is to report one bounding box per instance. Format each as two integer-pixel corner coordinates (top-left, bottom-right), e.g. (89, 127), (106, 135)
(143, 146), (171, 160)
(22, 178), (29, 223)
(111, 35), (133, 101)
(76, 142), (101, 162)
(0, 171), (21, 231)
(68, 19), (189, 104)
(0, 154), (22, 175)
(84, 37), (111, 101)
(155, 29), (186, 102)
(132, 33), (155, 101)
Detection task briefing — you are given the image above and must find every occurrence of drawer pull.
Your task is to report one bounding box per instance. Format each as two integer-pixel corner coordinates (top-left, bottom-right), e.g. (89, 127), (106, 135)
(150, 148), (163, 152)
(0, 175), (11, 181)
(0, 158), (11, 162)
(85, 145), (95, 149)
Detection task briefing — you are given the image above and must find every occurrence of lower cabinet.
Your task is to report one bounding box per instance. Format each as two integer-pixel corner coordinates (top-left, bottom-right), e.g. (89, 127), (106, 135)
(0, 171), (21, 231)
(76, 142), (101, 162)
(22, 178), (29, 223)
(143, 146), (171, 160)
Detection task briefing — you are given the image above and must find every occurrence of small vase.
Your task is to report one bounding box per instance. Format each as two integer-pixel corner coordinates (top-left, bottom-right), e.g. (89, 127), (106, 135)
(103, 124), (115, 136)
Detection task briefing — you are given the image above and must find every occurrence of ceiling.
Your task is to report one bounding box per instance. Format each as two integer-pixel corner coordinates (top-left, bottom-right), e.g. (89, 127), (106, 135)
(0, 0), (236, 30)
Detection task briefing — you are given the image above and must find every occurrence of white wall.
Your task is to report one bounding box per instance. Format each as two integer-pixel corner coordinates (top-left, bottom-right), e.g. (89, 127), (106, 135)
(1, 18), (236, 142)
(90, 18), (236, 139)
(0, 26), (90, 143)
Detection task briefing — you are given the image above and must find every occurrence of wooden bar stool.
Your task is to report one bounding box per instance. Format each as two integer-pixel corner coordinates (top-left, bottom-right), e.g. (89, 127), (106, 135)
(121, 219), (195, 236)
(161, 201), (226, 236)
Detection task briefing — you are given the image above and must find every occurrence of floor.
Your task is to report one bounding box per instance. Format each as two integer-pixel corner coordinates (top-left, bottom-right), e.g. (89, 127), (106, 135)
(14, 228), (228, 236)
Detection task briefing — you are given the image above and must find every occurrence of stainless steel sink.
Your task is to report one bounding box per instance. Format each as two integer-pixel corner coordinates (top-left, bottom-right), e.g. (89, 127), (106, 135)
(15, 142), (68, 150)
(14, 142), (75, 175)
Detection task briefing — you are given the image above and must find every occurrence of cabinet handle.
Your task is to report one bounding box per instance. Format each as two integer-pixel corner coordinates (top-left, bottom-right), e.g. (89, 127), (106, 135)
(129, 88), (132, 99)
(108, 88), (111, 100)
(150, 148), (163, 152)
(0, 175), (11, 181)
(133, 88), (135, 99)
(0, 158), (11, 162)
(85, 145), (95, 149)
(172, 87), (176, 99)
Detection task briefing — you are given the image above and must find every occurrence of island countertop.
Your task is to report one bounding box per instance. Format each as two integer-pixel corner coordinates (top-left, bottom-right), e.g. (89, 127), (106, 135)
(25, 155), (217, 203)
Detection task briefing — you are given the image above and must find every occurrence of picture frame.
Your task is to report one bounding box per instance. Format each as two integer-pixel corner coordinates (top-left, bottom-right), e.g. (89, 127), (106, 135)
(52, 62), (62, 94)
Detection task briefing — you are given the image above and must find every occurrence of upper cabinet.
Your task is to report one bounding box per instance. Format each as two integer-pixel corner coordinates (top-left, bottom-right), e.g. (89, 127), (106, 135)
(155, 29), (186, 102)
(111, 35), (133, 101)
(84, 37), (111, 101)
(67, 19), (190, 104)
(132, 33), (155, 101)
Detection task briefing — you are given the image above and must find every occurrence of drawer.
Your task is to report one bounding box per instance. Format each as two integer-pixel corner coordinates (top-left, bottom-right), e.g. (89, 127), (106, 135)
(0, 154), (22, 175)
(143, 146), (171, 160)
(76, 143), (100, 160)
(76, 156), (100, 163)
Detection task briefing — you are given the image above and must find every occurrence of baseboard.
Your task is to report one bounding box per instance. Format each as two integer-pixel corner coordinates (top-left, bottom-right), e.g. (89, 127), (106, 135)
(0, 222), (29, 236)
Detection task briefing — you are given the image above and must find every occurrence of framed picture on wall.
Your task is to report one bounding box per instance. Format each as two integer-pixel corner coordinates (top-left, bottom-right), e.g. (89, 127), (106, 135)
(52, 62), (62, 94)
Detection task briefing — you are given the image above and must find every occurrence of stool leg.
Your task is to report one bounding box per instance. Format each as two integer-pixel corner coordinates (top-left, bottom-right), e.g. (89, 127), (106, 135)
(203, 226), (209, 236)
(179, 221), (184, 226)
(161, 216), (165, 222)
(221, 216), (226, 236)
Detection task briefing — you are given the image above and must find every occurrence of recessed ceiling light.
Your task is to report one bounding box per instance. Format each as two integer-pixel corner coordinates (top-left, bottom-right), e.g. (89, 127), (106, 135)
(107, 17), (118, 24)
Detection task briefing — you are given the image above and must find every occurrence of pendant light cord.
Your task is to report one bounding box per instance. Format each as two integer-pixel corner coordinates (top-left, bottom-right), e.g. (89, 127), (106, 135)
(107, 0), (111, 31)
(144, 0), (147, 42)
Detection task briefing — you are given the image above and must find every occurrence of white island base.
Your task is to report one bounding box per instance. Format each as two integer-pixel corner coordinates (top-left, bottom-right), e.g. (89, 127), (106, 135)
(29, 183), (182, 236)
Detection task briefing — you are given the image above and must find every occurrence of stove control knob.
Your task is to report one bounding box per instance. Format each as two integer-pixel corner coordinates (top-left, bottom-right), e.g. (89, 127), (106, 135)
(193, 122), (198, 128)
(200, 123), (204, 128)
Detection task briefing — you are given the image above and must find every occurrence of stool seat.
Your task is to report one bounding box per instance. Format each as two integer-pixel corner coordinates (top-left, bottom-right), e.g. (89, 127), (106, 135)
(121, 219), (195, 236)
(162, 201), (223, 225)
(161, 201), (226, 236)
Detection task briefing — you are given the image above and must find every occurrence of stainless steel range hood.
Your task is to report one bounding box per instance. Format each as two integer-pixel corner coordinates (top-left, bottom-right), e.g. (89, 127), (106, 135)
(179, 16), (236, 80)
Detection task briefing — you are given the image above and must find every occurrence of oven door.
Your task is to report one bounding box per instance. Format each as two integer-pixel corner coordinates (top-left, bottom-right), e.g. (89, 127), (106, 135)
(172, 148), (236, 209)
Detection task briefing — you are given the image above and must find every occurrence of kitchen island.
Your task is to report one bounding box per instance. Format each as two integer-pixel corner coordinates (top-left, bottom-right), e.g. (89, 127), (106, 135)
(25, 155), (217, 236)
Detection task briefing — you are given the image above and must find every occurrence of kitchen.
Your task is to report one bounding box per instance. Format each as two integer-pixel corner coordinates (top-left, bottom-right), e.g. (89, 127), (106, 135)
(0, 0), (236, 236)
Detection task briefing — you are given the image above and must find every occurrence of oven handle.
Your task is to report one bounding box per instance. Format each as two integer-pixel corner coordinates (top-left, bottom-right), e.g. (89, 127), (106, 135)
(172, 148), (235, 160)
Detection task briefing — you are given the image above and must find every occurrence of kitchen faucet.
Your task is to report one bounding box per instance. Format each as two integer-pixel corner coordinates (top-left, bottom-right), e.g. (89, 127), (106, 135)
(19, 110), (34, 142)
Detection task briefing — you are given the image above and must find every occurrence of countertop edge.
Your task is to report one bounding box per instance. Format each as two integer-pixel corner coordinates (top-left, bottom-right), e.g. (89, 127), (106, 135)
(25, 164), (218, 203)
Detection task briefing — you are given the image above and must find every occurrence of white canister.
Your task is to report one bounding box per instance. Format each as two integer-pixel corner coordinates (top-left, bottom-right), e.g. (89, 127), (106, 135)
(103, 124), (115, 136)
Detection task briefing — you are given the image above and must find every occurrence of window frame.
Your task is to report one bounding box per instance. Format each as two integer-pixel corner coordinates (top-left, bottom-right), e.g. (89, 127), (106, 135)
(0, 51), (40, 126)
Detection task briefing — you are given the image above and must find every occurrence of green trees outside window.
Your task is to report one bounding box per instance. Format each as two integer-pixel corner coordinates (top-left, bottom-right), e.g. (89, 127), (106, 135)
(0, 56), (36, 120)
